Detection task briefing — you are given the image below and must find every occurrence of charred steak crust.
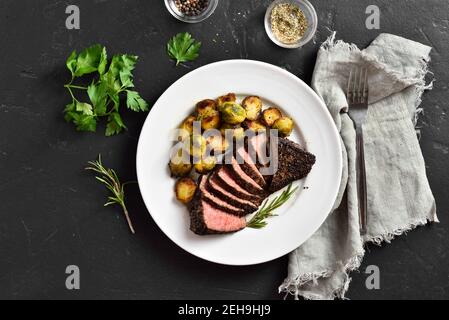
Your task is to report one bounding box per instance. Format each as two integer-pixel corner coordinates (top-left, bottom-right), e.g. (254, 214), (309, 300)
(225, 166), (262, 195)
(237, 149), (266, 188)
(206, 175), (258, 214)
(188, 188), (246, 235)
(240, 162), (266, 188)
(188, 191), (211, 235)
(225, 161), (266, 195)
(269, 138), (316, 193)
(212, 169), (263, 204)
(198, 176), (246, 216)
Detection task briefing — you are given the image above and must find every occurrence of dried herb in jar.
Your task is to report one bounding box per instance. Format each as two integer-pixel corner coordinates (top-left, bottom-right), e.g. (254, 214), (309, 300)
(271, 3), (308, 45)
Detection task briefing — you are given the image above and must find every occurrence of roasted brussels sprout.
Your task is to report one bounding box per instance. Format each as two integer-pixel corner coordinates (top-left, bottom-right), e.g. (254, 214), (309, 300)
(219, 123), (233, 135)
(220, 124), (245, 141)
(196, 99), (217, 116)
(169, 149), (192, 177)
(262, 107), (282, 127)
(206, 135), (225, 153)
(222, 103), (247, 125)
(206, 134), (229, 153)
(222, 137), (230, 152)
(178, 115), (196, 141)
(243, 120), (267, 132)
(217, 93), (237, 111)
(231, 127), (245, 140)
(242, 96), (262, 121)
(198, 109), (221, 130)
(190, 134), (207, 158)
(273, 116), (294, 137)
(175, 177), (197, 204)
(194, 156), (217, 174)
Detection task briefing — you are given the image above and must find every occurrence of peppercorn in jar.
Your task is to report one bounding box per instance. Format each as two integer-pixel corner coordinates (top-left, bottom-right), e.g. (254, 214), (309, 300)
(175, 0), (209, 16)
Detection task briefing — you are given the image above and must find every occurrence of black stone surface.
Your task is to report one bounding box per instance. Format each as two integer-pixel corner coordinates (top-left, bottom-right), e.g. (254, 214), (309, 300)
(0, 0), (448, 300)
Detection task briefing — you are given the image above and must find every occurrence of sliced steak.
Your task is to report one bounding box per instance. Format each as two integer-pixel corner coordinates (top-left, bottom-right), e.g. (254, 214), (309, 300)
(269, 138), (316, 193)
(206, 174), (259, 214)
(214, 168), (262, 203)
(247, 133), (272, 183)
(248, 133), (269, 166)
(236, 147), (266, 188)
(227, 157), (265, 195)
(198, 176), (246, 216)
(189, 193), (246, 235)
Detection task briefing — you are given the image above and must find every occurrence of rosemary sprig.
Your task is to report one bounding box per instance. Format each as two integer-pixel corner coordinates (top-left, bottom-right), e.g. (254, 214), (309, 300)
(247, 183), (298, 229)
(85, 155), (135, 234)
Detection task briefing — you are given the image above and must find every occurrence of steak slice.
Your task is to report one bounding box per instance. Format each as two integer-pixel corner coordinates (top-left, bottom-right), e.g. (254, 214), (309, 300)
(248, 133), (269, 166)
(214, 168), (262, 203)
(198, 176), (246, 216)
(206, 174), (259, 214)
(247, 133), (272, 184)
(227, 157), (265, 195)
(236, 147), (266, 188)
(189, 192), (246, 235)
(199, 176), (246, 217)
(269, 138), (316, 193)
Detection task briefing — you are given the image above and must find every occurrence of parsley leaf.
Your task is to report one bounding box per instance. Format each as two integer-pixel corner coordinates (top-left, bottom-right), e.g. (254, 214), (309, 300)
(87, 81), (108, 116)
(107, 55), (137, 79)
(75, 101), (94, 115)
(167, 32), (201, 66)
(98, 47), (108, 76)
(69, 112), (97, 132)
(68, 44), (104, 77)
(126, 90), (149, 112)
(106, 112), (127, 136)
(66, 51), (77, 76)
(63, 45), (150, 136)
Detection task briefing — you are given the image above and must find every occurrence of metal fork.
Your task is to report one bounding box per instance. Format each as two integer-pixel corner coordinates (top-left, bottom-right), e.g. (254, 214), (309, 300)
(347, 68), (369, 235)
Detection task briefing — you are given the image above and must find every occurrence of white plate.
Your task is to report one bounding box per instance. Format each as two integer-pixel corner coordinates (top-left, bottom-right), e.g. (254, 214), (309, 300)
(136, 60), (342, 266)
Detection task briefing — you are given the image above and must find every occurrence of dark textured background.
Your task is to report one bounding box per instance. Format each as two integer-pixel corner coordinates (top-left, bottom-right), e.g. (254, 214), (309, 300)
(0, 0), (448, 300)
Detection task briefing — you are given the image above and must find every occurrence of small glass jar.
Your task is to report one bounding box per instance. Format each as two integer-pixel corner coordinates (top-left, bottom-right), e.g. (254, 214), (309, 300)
(265, 0), (318, 49)
(165, 0), (219, 23)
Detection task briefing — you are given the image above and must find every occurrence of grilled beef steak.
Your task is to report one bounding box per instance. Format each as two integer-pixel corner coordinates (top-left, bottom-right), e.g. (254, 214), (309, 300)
(198, 176), (246, 216)
(187, 135), (315, 235)
(227, 157), (265, 195)
(248, 133), (270, 166)
(206, 175), (259, 214)
(189, 191), (246, 235)
(213, 169), (262, 204)
(247, 134), (273, 184)
(269, 138), (316, 193)
(236, 147), (266, 188)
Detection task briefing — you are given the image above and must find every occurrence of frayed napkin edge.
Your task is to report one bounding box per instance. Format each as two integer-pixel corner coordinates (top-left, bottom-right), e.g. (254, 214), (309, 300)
(279, 215), (438, 300)
(279, 252), (364, 300)
(279, 214), (438, 300)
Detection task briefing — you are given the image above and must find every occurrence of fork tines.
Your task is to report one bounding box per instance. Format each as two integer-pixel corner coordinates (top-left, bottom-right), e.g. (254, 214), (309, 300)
(347, 68), (369, 104)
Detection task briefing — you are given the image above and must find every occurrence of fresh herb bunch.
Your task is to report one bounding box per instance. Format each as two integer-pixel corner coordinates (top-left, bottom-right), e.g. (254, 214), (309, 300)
(64, 44), (149, 136)
(86, 155), (136, 234)
(167, 32), (201, 66)
(247, 183), (298, 229)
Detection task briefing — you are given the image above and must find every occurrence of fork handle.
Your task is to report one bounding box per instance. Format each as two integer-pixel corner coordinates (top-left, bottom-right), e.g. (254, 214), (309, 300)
(356, 127), (368, 235)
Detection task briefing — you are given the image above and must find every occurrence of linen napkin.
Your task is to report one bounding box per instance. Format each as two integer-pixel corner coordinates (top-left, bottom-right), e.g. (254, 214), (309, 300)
(279, 32), (438, 300)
